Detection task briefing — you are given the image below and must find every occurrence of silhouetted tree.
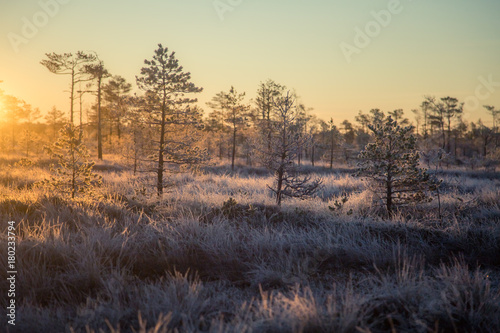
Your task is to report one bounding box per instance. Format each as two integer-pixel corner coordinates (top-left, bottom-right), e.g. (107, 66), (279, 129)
(45, 106), (67, 141)
(294, 102), (314, 166)
(420, 100), (431, 138)
(388, 109), (409, 126)
(324, 118), (340, 169)
(341, 120), (355, 145)
(369, 109), (385, 127)
(255, 79), (285, 124)
(84, 57), (111, 160)
(21, 106), (41, 157)
(473, 120), (493, 157)
(442, 97), (463, 153)
(40, 52), (96, 124)
(411, 108), (421, 136)
(255, 80), (286, 153)
(355, 111), (370, 134)
(208, 86), (248, 171)
(103, 75), (132, 143)
(424, 96), (462, 152)
(76, 85), (92, 140)
(255, 91), (322, 206)
(483, 105), (499, 147)
(307, 115), (322, 167)
(452, 119), (468, 158)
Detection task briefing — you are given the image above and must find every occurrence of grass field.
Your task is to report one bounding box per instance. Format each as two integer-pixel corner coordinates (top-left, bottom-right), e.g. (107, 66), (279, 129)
(1, 155), (499, 332)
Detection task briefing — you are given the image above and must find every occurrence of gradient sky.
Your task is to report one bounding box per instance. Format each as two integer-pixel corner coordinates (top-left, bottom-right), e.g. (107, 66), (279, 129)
(1, 0), (499, 126)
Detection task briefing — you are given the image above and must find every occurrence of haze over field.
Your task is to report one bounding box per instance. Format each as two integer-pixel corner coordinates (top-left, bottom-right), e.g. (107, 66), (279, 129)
(1, 0), (500, 125)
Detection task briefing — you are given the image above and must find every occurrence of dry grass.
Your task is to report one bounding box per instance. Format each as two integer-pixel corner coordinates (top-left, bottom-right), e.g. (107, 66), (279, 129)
(0, 155), (499, 332)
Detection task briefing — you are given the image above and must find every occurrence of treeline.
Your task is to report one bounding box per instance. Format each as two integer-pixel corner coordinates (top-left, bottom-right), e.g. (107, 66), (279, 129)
(1, 46), (499, 173)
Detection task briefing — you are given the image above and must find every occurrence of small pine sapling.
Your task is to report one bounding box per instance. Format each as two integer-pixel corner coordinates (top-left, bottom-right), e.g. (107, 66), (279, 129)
(356, 116), (439, 216)
(42, 124), (102, 198)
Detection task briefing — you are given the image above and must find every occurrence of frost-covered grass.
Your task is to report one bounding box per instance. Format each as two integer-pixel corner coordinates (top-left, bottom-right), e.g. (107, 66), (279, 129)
(0, 155), (499, 332)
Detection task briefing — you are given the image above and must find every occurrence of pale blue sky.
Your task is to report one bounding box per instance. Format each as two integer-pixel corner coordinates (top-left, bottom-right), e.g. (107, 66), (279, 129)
(1, 0), (499, 125)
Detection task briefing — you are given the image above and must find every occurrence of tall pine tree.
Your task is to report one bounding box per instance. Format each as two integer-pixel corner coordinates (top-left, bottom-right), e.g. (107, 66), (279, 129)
(136, 44), (203, 196)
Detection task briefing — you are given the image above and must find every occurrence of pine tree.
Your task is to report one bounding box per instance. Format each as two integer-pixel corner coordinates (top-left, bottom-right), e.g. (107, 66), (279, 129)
(356, 116), (439, 216)
(43, 124), (102, 199)
(207, 86), (249, 171)
(254, 80), (286, 156)
(136, 44), (204, 196)
(103, 75), (132, 143)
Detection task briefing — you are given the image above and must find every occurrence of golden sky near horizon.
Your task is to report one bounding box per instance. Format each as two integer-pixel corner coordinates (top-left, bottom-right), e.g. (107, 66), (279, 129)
(1, 0), (499, 126)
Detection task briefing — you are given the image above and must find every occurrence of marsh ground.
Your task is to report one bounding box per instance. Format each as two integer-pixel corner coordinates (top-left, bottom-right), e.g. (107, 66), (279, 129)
(0, 155), (499, 333)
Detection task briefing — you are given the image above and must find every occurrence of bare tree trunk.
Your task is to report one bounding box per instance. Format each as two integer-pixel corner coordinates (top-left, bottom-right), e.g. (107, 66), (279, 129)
(276, 166), (284, 206)
(446, 118), (452, 153)
(231, 125), (236, 171)
(219, 134), (223, 160)
(70, 68), (75, 124)
(157, 97), (166, 196)
(454, 136), (458, 157)
(79, 92), (84, 141)
(386, 176), (393, 216)
(311, 144), (315, 167)
(117, 117), (121, 139)
(330, 132), (335, 169)
(133, 135), (138, 176)
(71, 142), (76, 199)
(441, 123), (446, 150)
(109, 119), (113, 145)
(97, 75), (103, 160)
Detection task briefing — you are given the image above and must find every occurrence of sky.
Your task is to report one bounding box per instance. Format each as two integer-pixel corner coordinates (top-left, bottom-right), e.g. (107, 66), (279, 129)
(1, 0), (499, 126)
